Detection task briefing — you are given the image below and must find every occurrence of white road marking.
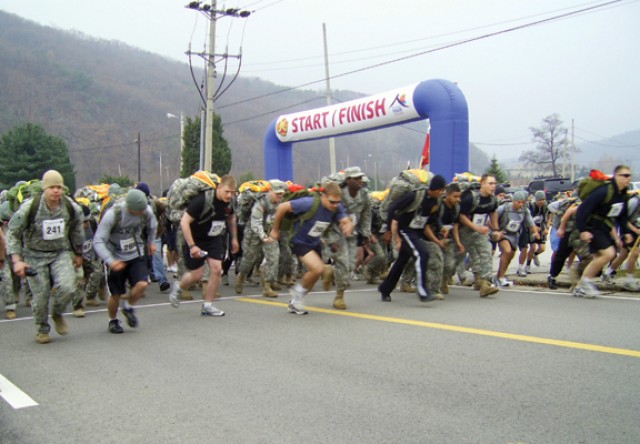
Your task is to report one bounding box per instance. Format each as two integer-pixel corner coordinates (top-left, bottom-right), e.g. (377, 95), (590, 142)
(0, 374), (38, 409)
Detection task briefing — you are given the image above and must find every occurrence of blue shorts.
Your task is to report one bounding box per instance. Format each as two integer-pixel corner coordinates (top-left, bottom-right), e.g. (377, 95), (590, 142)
(107, 256), (149, 296)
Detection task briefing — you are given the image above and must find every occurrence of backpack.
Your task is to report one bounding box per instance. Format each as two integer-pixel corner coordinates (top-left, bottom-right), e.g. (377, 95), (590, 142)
(6, 180), (43, 212)
(166, 171), (220, 224)
(26, 193), (78, 228)
(577, 170), (614, 204)
(98, 189), (129, 222)
(279, 189), (323, 235)
(379, 169), (434, 222)
(550, 197), (579, 230)
(236, 180), (271, 225)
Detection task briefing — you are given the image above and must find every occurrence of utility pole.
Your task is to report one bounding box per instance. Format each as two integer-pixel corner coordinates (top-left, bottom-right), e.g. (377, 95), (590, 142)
(187, 1), (250, 173)
(136, 132), (141, 182)
(322, 23), (337, 174)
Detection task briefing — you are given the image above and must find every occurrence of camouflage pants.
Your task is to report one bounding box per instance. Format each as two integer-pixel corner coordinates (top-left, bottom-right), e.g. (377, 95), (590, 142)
(72, 258), (104, 307)
(0, 264), (14, 310)
(278, 232), (296, 278)
(239, 230), (280, 282)
(459, 227), (493, 280)
(322, 234), (350, 291)
(364, 241), (389, 277)
(443, 241), (466, 280)
(424, 241), (444, 294)
(26, 251), (77, 334)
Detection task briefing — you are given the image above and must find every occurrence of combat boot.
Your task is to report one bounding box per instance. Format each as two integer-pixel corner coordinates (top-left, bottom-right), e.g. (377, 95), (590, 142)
(271, 281), (282, 291)
(400, 283), (416, 293)
(440, 279), (449, 295)
(235, 272), (246, 294)
(262, 281), (278, 298)
(333, 289), (347, 309)
(181, 288), (194, 301)
(479, 279), (499, 297)
(322, 265), (334, 291)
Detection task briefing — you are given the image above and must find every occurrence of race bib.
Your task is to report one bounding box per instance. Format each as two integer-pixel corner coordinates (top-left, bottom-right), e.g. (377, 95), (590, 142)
(349, 213), (358, 225)
(308, 221), (330, 238)
(42, 219), (65, 240)
(119, 237), (136, 252)
(607, 203), (623, 218)
(506, 219), (521, 233)
(82, 240), (93, 254)
(409, 215), (428, 230)
(208, 221), (226, 237)
(472, 213), (488, 226)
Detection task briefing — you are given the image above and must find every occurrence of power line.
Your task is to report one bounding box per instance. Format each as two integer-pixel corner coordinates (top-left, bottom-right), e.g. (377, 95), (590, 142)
(218, 0), (627, 112)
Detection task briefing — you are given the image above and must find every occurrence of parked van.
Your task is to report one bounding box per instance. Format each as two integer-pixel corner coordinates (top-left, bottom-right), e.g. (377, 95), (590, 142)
(528, 177), (573, 201)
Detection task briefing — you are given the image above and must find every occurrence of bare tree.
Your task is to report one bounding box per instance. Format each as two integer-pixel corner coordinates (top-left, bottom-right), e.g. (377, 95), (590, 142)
(519, 114), (569, 177)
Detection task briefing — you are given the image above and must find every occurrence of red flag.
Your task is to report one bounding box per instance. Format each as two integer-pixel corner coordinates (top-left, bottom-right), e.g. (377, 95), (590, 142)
(420, 132), (430, 168)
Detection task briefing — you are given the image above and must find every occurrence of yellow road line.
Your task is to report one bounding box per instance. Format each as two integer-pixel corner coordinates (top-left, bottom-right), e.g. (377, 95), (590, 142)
(237, 298), (640, 358)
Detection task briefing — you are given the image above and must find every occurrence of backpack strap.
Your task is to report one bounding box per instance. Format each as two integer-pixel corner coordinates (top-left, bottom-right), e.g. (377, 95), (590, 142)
(287, 194), (322, 242)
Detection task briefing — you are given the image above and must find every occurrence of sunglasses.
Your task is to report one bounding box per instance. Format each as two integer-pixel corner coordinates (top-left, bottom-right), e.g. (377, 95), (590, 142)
(618, 173), (632, 178)
(328, 199), (341, 205)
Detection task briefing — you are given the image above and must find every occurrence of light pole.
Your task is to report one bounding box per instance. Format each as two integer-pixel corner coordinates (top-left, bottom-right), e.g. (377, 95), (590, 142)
(167, 112), (185, 178)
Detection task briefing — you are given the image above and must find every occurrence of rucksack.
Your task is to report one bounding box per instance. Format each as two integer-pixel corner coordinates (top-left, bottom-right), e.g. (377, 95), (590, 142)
(237, 180), (271, 225)
(98, 189), (129, 222)
(379, 169), (434, 222)
(26, 192), (78, 228)
(550, 197), (579, 230)
(167, 171), (220, 224)
(6, 180), (44, 212)
(279, 188), (322, 235)
(577, 170), (614, 204)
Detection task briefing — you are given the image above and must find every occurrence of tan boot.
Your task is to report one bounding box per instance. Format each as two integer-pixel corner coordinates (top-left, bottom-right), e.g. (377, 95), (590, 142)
(262, 281), (278, 298)
(333, 290), (347, 309)
(400, 284), (416, 293)
(6, 310), (16, 320)
(322, 265), (334, 291)
(440, 279), (450, 295)
(234, 272), (246, 294)
(181, 289), (194, 301)
(479, 279), (499, 297)
(36, 332), (52, 344)
(271, 281), (282, 291)
(52, 314), (68, 335)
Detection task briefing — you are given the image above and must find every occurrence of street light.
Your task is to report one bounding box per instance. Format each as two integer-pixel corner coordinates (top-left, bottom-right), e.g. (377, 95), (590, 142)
(167, 112), (185, 180)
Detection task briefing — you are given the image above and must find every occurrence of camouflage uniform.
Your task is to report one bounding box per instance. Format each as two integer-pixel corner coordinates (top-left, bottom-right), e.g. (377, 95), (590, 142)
(73, 220), (104, 307)
(238, 194), (280, 283)
(7, 195), (84, 335)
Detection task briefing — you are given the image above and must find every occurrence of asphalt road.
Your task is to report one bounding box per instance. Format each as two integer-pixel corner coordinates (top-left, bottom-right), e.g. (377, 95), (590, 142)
(1, 273), (640, 444)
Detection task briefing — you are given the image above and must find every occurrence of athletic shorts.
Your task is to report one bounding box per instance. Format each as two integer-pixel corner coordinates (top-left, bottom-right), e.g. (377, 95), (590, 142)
(182, 235), (226, 270)
(588, 228), (615, 254)
(291, 242), (322, 259)
(107, 256), (149, 296)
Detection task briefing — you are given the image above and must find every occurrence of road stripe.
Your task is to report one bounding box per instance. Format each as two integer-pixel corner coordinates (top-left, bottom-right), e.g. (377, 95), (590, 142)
(0, 374), (38, 409)
(238, 298), (640, 358)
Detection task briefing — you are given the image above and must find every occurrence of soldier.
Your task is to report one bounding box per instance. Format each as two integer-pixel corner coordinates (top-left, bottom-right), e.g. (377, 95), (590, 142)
(7, 170), (85, 344)
(93, 189), (158, 333)
(378, 174), (447, 303)
(235, 179), (287, 297)
(458, 174), (500, 297)
(169, 175), (239, 316)
(270, 182), (353, 315)
(437, 183), (464, 297)
(0, 202), (17, 319)
(323, 166), (372, 309)
(493, 191), (539, 287)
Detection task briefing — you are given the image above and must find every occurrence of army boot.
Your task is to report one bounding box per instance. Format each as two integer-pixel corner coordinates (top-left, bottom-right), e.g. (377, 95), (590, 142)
(333, 289), (347, 310)
(322, 265), (334, 291)
(234, 272), (246, 294)
(262, 281), (278, 298)
(479, 278), (499, 297)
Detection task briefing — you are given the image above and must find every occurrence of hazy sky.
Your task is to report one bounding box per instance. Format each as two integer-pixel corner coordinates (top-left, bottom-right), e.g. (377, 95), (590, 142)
(1, 0), (638, 159)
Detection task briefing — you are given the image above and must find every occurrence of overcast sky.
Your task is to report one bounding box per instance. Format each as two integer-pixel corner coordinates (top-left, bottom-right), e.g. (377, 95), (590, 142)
(1, 0), (638, 159)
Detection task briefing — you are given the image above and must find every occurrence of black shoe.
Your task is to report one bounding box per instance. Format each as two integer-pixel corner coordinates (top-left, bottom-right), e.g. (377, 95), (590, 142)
(419, 292), (437, 303)
(547, 276), (558, 290)
(159, 281), (171, 292)
(121, 307), (138, 328)
(378, 284), (392, 302)
(108, 319), (124, 334)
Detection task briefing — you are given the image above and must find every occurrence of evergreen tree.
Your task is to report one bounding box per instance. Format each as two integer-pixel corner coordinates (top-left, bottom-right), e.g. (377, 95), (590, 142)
(180, 113), (232, 178)
(99, 175), (134, 188)
(486, 155), (507, 183)
(0, 123), (76, 191)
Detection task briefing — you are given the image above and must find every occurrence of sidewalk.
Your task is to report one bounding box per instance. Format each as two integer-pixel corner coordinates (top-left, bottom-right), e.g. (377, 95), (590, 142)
(491, 244), (640, 296)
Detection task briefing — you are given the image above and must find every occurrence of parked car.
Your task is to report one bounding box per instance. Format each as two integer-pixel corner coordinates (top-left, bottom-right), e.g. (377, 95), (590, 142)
(528, 178), (573, 201)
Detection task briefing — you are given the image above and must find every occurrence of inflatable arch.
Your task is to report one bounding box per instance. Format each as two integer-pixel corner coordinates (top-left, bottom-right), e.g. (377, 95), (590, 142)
(264, 79), (468, 182)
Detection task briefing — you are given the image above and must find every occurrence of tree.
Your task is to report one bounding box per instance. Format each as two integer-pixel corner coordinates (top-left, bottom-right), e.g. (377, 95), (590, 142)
(0, 123), (76, 191)
(485, 155), (507, 183)
(98, 175), (134, 188)
(180, 113), (232, 178)
(519, 114), (569, 178)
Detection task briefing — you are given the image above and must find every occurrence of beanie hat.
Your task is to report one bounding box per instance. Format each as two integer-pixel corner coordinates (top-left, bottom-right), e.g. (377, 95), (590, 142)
(125, 189), (148, 212)
(429, 174), (447, 191)
(495, 185), (506, 196)
(42, 170), (64, 189)
(109, 183), (122, 196)
(534, 190), (546, 201)
(268, 179), (287, 194)
(136, 182), (151, 197)
(513, 191), (527, 202)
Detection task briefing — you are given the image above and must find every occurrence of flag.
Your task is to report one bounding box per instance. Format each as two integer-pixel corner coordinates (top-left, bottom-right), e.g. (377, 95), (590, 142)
(420, 132), (430, 168)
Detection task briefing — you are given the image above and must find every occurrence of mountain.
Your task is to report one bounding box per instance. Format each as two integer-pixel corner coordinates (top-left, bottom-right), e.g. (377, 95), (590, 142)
(0, 11), (491, 193)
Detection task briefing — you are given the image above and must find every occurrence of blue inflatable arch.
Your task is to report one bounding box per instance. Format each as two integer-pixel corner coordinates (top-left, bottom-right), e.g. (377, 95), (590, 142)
(264, 79), (468, 182)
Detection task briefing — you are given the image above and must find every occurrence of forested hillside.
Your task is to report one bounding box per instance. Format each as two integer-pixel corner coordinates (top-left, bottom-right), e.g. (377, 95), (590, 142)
(0, 11), (489, 193)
